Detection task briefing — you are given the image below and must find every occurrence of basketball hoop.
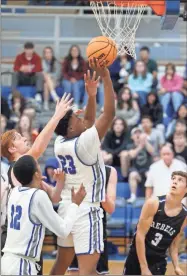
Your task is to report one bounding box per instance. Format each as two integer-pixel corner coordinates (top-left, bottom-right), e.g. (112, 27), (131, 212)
(89, 1), (166, 59)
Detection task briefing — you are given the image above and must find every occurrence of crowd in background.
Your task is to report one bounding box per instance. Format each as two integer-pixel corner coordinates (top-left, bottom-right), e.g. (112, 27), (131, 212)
(1, 41), (187, 204)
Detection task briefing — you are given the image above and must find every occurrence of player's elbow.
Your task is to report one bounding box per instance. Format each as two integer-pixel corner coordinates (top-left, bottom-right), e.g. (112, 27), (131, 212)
(107, 203), (115, 214)
(136, 228), (146, 244)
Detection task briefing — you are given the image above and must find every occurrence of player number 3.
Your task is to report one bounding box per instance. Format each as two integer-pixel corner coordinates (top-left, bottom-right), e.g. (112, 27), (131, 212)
(151, 232), (163, 246)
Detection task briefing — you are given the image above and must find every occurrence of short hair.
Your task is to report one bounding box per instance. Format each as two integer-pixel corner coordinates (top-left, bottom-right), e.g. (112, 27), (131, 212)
(141, 115), (153, 122)
(13, 155), (38, 186)
(24, 42), (34, 49)
(140, 46), (150, 53)
(1, 130), (17, 161)
(55, 109), (73, 137)
(171, 171), (187, 187)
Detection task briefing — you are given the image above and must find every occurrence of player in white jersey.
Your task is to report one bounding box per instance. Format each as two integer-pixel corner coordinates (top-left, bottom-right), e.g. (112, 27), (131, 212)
(1, 155), (86, 275)
(51, 59), (115, 275)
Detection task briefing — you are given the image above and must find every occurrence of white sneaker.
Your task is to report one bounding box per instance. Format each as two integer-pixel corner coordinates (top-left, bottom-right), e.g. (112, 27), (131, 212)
(127, 194), (136, 204)
(43, 101), (49, 111)
(35, 93), (42, 103)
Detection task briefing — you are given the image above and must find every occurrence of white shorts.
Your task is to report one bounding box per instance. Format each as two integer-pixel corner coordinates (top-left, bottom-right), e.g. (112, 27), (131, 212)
(57, 203), (104, 255)
(1, 253), (38, 275)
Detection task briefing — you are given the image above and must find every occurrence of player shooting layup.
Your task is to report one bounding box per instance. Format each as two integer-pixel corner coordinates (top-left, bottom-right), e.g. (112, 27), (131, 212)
(51, 59), (115, 275)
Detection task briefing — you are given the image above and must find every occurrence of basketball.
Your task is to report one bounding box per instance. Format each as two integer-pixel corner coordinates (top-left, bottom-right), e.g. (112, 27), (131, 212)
(86, 36), (117, 67)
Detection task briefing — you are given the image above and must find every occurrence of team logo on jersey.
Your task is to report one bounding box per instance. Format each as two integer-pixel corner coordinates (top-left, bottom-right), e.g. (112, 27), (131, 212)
(151, 221), (176, 236)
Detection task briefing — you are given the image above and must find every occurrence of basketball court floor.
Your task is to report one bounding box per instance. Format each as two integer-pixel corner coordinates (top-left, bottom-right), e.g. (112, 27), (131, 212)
(43, 259), (187, 275)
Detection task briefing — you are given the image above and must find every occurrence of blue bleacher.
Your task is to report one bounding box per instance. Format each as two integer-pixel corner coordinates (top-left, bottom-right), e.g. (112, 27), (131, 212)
(1, 86), (36, 99)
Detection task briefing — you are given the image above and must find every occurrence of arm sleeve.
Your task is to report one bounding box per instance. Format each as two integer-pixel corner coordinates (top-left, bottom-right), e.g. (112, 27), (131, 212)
(127, 110), (140, 126)
(152, 60), (158, 72)
(34, 56), (42, 72)
(62, 60), (71, 80)
(14, 55), (21, 72)
(170, 76), (183, 92)
(75, 125), (101, 165)
(144, 168), (154, 188)
(143, 74), (153, 91)
(31, 190), (78, 238)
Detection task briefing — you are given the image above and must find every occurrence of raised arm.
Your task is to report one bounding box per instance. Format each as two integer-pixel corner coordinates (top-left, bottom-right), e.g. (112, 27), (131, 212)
(169, 218), (187, 275)
(41, 168), (65, 204)
(135, 197), (159, 275)
(90, 59), (115, 140)
(83, 70), (100, 128)
(27, 93), (73, 160)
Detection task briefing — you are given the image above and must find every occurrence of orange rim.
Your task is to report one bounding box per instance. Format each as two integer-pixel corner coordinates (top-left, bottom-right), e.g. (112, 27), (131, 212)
(90, 1), (166, 16)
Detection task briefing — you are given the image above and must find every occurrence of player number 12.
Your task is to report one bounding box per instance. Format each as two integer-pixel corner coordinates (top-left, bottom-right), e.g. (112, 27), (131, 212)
(10, 205), (22, 230)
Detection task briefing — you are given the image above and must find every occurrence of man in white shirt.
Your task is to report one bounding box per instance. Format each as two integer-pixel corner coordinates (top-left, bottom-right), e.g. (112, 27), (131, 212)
(1, 155), (86, 275)
(145, 144), (187, 198)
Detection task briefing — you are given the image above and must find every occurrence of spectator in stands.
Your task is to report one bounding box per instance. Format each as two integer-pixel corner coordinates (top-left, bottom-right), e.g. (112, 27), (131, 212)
(12, 42), (44, 102)
(145, 144), (187, 198)
(116, 87), (140, 128)
(141, 92), (164, 136)
(9, 91), (26, 126)
(181, 77), (187, 104)
(43, 157), (59, 187)
(173, 132), (187, 164)
(1, 97), (10, 121)
(109, 54), (134, 94)
(141, 116), (165, 157)
(125, 127), (154, 203)
(139, 46), (158, 89)
(17, 114), (39, 146)
(128, 60), (153, 106)
(167, 119), (187, 145)
(159, 63), (184, 115)
(42, 46), (61, 110)
(1, 115), (8, 134)
(166, 104), (187, 139)
(102, 117), (129, 169)
(62, 45), (87, 109)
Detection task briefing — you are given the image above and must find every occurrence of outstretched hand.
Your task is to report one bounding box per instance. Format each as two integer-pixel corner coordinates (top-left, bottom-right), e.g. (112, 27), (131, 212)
(71, 184), (87, 206)
(53, 168), (65, 188)
(84, 70), (100, 97)
(89, 58), (109, 78)
(54, 93), (73, 120)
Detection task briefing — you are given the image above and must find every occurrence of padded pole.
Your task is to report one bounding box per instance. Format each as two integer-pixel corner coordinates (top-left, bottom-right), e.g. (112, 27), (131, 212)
(161, 0), (180, 30)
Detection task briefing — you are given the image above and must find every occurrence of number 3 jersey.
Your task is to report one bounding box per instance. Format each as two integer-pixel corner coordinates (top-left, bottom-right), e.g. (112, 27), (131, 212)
(130, 195), (187, 259)
(54, 125), (106, 204)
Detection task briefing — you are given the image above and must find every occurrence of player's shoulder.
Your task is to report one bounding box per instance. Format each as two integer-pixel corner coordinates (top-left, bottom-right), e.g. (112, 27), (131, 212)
(30, 189), (48, 203)
(55, 135), (64, 145)
(54, 135), (66, 151)
(79, 125), (99, 141)
(144, 196), (159, 213)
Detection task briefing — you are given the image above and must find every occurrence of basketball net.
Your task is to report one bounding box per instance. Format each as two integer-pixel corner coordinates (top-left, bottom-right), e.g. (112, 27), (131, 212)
(90, 1), (147, 59)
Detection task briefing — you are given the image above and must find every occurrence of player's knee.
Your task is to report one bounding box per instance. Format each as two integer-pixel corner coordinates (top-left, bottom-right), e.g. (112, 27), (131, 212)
(120, 150), (128, 158)
(129, 171), (139, 180)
